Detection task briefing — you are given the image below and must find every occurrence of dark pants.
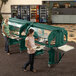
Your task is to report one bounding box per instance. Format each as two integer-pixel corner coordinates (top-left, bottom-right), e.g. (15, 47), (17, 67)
(24, 53), (35, 71)
(4, 36), (9, 53)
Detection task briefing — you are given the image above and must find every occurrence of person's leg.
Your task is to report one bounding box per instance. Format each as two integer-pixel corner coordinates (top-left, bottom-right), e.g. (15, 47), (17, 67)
(30, 54), (35, 71)
(24, 54), (31, 70)
(4, 36), (9, 53)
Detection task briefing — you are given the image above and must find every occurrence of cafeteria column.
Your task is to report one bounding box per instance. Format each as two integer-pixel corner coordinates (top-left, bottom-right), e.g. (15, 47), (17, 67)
(36, 5), (39, 22)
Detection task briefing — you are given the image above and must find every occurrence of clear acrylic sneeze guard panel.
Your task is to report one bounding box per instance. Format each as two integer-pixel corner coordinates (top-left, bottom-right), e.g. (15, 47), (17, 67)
(30, 27), (52, 45)
(8, 21), (22, 28)
(8, 21), (21, 39)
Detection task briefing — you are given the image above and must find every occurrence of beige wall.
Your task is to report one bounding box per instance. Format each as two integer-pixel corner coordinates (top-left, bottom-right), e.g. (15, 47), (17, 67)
(1, 0), (42, 18)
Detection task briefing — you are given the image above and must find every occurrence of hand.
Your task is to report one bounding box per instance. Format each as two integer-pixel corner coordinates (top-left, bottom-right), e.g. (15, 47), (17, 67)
(35, 43), (41, 46)
(31, 49), (36, 52)
(35, 38), (38, 41)
(7, 35), (9, 38)
(28, 47), (35, 50)
(28, 47), (32, 50)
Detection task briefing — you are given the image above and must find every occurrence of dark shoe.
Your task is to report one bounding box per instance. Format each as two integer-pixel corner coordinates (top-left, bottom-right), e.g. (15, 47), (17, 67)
(7, 53), (10, 55)
(24, 69), (27, 72)
(30, 69), (37, 73)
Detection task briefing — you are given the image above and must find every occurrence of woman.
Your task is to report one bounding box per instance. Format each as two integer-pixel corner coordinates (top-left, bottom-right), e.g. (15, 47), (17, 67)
(2, 19), (10, 55)
(24, 29), (36, 72)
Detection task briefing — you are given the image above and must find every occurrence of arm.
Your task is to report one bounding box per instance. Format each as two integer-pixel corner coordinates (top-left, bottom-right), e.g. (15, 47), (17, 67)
(25, 40), (31, 49)
(2, 25), (9, 37)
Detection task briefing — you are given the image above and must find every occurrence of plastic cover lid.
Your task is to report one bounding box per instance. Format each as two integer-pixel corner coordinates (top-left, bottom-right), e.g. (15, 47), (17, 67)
(8, 21), (22, 28)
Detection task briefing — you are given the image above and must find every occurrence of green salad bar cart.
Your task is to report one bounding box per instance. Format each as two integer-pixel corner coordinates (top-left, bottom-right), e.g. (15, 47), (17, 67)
(3, 18), (67, 66)
(26, 22), (67, 66)
(8, 18), (32, 51)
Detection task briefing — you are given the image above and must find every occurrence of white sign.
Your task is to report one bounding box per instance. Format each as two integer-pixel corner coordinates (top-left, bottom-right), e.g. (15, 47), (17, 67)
(58, 44), (74, 52)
